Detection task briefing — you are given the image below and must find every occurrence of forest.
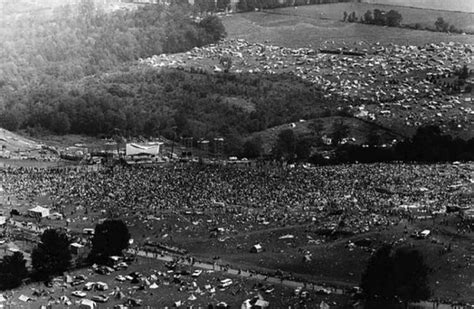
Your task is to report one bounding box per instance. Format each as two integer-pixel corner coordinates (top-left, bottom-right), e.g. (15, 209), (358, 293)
(0, 1), (225, 94)
(1, 66), (337, 155)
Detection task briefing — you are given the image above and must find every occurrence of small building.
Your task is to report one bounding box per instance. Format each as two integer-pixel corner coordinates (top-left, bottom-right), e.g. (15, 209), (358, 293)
(27, 206), (50, 218)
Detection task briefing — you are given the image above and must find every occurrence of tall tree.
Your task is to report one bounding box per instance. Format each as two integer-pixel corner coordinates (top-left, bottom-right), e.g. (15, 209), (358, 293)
(361, 245), (431, 308)
(0, 252), (28, 290)
(32, 229), (71, 282)
(199, 15), (227, 41)
(89, 220), (131, 264)
(434, 17), (449, 32)
(386, 10), (402, 27)
(273, 129), (297, 161)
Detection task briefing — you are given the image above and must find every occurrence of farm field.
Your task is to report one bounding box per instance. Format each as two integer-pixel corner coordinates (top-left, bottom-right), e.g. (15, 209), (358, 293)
(222, 10), (473, 49)
(362, 0), (474, 13)
(223, 3), (474, 48)
(272, 2), (474, 32)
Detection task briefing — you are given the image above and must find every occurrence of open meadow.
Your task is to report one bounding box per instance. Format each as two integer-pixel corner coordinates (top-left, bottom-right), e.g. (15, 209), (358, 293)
(273, 2), (474, 32)
(222, 5), (474, 48)
(362, 0), (474, 13)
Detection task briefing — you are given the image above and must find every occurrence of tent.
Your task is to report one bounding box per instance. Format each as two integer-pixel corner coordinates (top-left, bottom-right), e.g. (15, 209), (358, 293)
(79, 299), (97, 309)
(28, 206), (50, 218)
(250, 244), (263, 253)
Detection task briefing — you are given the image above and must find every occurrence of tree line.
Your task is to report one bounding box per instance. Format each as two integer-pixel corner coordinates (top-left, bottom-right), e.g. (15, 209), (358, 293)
(316, 125), (474, 164)
(342, 9), (469, 34)
(343, 9), (403, 27)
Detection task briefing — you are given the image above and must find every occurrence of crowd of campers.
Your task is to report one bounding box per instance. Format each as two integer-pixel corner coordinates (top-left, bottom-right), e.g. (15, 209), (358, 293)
(2, 253), (278, 309)
(141, 39), (473, 131)
(1, 162), (472, 241)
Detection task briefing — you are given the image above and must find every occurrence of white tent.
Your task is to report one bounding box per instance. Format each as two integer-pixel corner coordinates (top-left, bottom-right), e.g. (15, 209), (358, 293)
(125, 143), (162, 156)
(79, 299), (97, 309)
(28, 206), (50, 218)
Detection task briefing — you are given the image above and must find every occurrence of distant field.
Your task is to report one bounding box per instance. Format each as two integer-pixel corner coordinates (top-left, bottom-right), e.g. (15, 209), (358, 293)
(222, 11), (473, 49)
(274, 2), (474, 32)
(362, 0), (474, 13)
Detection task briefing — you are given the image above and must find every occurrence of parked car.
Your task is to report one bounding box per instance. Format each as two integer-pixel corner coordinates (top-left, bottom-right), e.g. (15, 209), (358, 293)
(92, 294), (109, 303)
(71, 291), (87, 298)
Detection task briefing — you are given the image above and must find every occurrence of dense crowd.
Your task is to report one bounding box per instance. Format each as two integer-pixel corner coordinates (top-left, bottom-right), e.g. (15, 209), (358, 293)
(1, 163), (472, 236)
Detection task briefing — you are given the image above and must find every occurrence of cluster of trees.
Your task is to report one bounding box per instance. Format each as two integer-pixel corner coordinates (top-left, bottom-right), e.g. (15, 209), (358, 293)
(261, 124), (473, 165)
(0, 0), (226, 93)
(322, 125), (474, 164)
(271, 129), (312, 161)
(343, 9), (402, 27)
(1, 68), (335, 154)
(434, 17), (463, 34)
(361, 245), (431, 308)
(236, 0), (351, 12)
(0, 219), (131, 289)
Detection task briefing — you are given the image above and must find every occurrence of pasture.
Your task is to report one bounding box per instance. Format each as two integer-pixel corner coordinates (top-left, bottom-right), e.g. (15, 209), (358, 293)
(362, 0), (474, 13)
(222, 3), (474, 48)
(275, 2), (474, 31)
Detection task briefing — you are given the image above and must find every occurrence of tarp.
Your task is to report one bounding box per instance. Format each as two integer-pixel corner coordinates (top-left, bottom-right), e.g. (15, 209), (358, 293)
(126, 143), (162, 156)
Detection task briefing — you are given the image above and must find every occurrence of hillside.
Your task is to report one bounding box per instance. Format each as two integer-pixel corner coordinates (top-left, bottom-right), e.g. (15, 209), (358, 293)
(248, 116), (402, 154)
(0, 128), (43, 152)
(222, 9), (474, 48)
(271, 2), (474, 32)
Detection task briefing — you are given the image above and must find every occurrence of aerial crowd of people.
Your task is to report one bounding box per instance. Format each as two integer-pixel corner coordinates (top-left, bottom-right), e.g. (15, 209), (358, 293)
(1, 162), (472, 237)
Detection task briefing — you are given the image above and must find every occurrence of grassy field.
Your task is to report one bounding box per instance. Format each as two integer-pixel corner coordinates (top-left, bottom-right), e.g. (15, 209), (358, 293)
(274, 2), (474, 31)
(176, 216), (474, 303)
(362, 0), (474, 13)
(222, 5), (474, 48)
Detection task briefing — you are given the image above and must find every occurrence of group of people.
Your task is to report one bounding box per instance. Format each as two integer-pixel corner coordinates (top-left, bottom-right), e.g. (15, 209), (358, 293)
(1, 162), (472, 238)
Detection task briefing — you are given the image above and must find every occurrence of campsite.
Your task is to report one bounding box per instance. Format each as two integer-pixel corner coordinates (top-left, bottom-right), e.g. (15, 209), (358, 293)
(0, 0), (473, 308)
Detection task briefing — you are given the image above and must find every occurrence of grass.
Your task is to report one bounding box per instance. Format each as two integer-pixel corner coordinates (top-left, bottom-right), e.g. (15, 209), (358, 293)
(222, 7), (474, 49)
(7, 257), (348, 308)
(274, 3), (474, 31)
(362, 0), (474, 14)
(247, 116), (403, 154)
